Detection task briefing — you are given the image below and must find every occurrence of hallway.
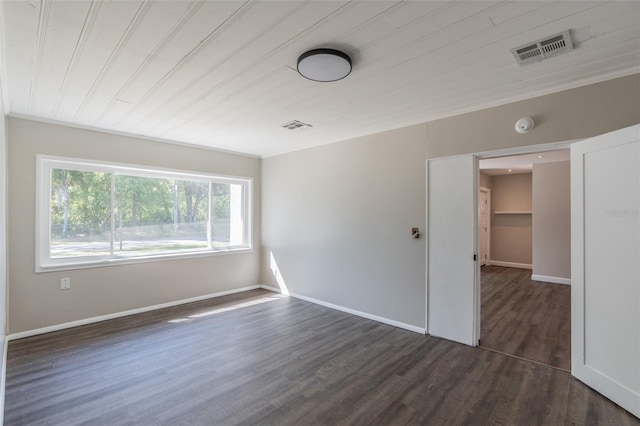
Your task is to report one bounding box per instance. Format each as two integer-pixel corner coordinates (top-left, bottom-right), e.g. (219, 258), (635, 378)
(480, 265), (571, 371)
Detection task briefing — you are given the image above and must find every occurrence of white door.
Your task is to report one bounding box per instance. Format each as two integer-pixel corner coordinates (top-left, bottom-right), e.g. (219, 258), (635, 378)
(478, 189), (490, 266)
(571, 124), (640, 418)
(427, 155), (477, 346)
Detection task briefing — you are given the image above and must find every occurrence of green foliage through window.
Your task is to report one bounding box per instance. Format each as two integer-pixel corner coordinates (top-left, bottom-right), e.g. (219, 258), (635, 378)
(41, 158), (250, 267)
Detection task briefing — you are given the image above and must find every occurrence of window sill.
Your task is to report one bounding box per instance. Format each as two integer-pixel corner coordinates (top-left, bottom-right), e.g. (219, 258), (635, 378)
(36, 247), (254, 273)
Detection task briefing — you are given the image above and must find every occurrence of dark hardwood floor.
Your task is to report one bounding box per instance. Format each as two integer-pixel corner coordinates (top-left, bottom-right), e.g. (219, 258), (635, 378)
(5, 288), (638, 425)
(480, 265), (571, 371)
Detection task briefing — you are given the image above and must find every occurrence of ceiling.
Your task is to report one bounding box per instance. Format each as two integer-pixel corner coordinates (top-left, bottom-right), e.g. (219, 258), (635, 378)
(2, 1), (639, 158)
(479, 149), (569, 175)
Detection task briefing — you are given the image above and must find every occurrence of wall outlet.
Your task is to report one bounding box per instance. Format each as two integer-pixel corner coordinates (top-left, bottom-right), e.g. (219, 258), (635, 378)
(60, 277), (70, 290)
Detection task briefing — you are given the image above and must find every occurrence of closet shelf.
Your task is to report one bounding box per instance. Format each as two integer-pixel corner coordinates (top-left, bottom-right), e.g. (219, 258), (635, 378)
(494, 211), (532, 214)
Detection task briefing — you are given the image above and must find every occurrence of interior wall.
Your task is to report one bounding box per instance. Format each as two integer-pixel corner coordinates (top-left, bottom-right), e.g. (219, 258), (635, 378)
(262, 74), (639, 331)
(479, 172), (491, 189)
(532, 161), (571, 281)
(7, 117), (262, 334)
(0, 0), (7, 379)
(0, 65), (6, 355)
(490, 173), (532, 266)
(426, 74), (640, 159)
(262, 124), (428, 329)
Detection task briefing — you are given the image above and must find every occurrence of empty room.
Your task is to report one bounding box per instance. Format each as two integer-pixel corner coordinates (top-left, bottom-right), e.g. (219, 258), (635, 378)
(477, 151), (572, 371)
(0, 1), (639, 425)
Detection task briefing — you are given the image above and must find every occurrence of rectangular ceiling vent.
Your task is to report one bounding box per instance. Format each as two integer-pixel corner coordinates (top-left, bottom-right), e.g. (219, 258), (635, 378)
(281, 120), (312, 131)
(511, 30), (573, 66)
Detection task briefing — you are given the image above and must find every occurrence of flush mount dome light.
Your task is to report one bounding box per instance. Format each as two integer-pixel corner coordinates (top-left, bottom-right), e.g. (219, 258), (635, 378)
(297, 48), (352, 82)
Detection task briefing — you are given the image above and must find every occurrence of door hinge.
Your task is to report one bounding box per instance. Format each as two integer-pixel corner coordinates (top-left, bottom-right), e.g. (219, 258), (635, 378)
(473, 254), (477, 261)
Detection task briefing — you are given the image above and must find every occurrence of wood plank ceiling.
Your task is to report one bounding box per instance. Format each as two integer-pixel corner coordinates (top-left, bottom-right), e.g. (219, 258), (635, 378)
(2, 1), (639, 157)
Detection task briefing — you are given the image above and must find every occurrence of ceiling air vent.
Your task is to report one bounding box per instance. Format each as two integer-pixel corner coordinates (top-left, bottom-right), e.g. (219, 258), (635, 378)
(511, 30), (573, 66)
(281, 120), (312, 131)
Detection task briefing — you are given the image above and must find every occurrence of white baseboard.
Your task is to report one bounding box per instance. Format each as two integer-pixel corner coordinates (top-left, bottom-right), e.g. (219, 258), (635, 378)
(7, 283), (426, 340)
(489, 260), (533, 270)
(7, 285), (263, 341)
(267, 287), (425, 334)
(531, 274), (571, 285)
(259, 284), (282, 293)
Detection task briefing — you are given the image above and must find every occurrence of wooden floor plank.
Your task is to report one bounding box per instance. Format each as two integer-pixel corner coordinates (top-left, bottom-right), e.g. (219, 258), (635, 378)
(480, 265), (572, 371)
(5, 288), (638, 425)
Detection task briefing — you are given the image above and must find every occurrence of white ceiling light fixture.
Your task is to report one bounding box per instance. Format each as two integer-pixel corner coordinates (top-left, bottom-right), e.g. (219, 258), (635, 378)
(297, 48), (352, 82)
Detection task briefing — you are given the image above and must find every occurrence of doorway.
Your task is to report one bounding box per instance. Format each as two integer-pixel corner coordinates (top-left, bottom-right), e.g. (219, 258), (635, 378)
(476, 150), (571, 370)
(426, 125), (640, 416)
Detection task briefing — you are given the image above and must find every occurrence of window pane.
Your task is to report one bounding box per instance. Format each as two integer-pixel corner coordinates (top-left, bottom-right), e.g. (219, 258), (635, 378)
(50, 169), (111, 258)
(114, 175), (209, 256)
(212, 183), (244, 247)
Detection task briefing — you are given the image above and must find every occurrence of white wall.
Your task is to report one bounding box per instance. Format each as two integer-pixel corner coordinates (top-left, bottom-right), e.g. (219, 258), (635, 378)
(7, 117), (262, 334)
(532, 161), (571, 282)
(262, 124), (428, 329)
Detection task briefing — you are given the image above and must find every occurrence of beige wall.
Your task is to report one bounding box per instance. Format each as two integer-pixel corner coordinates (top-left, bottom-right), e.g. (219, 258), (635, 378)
(426, 74), (640, 159)
(479, 172), (491, 190)
(7, 117), (262, 334)
(0, 78), (6, 353)
(262, 124), (428, 328)
(490, 173), (532, 266)
(4, 74), (638, 334)
(262, 74), (639, 330)
(532, 161), (571, 281)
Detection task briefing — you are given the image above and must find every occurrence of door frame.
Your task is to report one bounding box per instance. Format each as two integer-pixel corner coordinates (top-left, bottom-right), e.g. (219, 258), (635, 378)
(478, 186), (491, 266)
(425, 140), (579, 345)
(471, 140), (575, 344)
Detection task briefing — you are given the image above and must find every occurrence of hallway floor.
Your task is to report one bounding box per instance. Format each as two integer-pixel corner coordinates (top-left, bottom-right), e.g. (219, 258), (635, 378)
(480, 265), (571, 371)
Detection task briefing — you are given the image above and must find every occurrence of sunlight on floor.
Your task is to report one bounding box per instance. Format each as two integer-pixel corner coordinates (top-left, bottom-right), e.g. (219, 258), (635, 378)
(168, 296), (281, 323)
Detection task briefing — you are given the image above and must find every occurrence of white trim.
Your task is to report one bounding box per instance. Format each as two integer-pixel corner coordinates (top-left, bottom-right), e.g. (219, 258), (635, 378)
(276, 290), (426, 334)
(472, 140), (577, 161)
(37, 154), (253, 182)
(489, 260), (532, 270)
(6, 285), (262, 341)
(37, 247), (254, 274)
(424, 159), (430, 335)
(0, 336), (6, 426)
(259, 285), (282, 293)
(531, 274), (571, 285)
(36, 155), (253, 272)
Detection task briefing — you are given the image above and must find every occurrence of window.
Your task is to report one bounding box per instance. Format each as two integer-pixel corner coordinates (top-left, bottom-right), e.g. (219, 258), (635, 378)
(37, 156), (251, 271)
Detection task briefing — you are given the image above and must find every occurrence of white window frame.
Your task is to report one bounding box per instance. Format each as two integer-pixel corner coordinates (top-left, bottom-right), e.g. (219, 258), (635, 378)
(36, 155), (252, 272)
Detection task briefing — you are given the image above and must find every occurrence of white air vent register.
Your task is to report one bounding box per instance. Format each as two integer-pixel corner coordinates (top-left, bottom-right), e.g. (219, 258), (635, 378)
(511, 31), (574, 66)
(281, 120), (312, 131)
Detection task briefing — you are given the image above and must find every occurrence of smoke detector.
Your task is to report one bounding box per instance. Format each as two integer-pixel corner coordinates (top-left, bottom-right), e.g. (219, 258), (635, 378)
(511, 31), (573, 66)
(515, 117), (535, 134)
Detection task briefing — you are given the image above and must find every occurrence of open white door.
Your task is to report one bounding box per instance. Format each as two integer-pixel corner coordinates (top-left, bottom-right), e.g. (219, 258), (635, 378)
(427, 155), (477, 346)
(571, 124), (640, 418)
